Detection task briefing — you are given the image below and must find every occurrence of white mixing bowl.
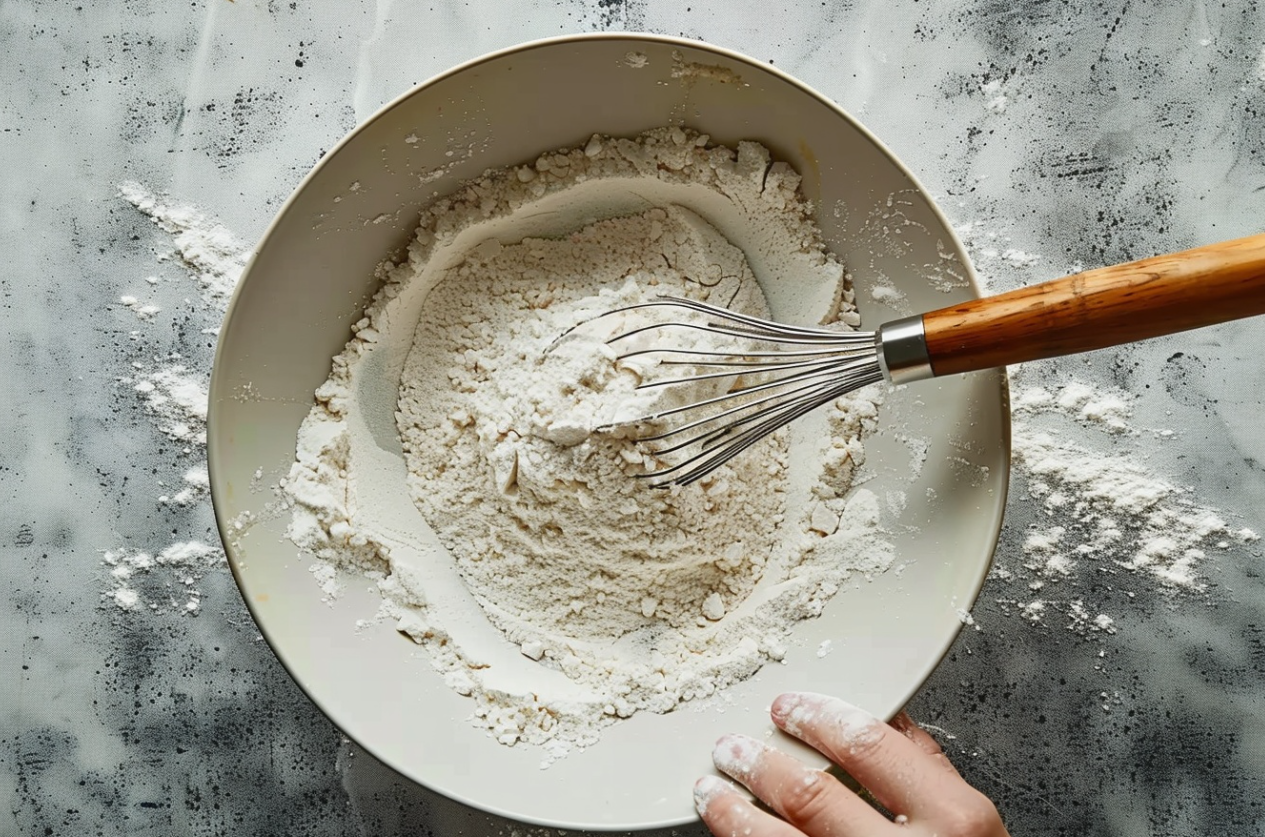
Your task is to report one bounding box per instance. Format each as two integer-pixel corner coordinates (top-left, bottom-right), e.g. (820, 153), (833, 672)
(208, 33), (1009, 831)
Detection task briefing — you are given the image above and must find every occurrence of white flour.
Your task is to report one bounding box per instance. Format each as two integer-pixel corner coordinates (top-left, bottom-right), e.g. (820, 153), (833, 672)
(1003, 384), (1259, 601)
(120, 295), (161, 320)
(398, 210), (789, 646)
(283, 129), (891, 762)
(107, 183), (247, 614)
(131, 364), (211, 446)
(119, 181), (249, 304)
(158, 466), (210, 506)
(103, 541), (222, 615)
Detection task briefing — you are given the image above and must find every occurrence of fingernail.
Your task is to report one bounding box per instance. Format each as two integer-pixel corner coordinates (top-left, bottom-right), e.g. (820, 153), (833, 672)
(711, 733), (766, 780)
(693, 774), (730, 816)
(770, 691), (828, 732)
(890, 710), (916, 738)
(771, 692), (882, 746)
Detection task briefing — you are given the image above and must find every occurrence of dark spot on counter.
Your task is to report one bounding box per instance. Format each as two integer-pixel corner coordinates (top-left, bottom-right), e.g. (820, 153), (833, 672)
(1161, 351), (1209, 407)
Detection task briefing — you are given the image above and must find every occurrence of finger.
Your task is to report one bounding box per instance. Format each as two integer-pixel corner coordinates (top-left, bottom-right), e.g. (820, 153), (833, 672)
(771, 692), (970, 819)
(711, 733), (893, 837)
(889, 711), (961, 777)
(693, 775), (805, 837)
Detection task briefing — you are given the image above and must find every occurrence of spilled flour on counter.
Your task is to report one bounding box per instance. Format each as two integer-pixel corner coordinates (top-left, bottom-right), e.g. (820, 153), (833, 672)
(131, 364), (211, 446)
(104, 541), (223, 615)
(1012, 421), (1256, 589)
(103, 183), (249, 613)
(119, 181), (249, 305)
(283, 128), (891, 762)
(1000, 377), (1260, 604)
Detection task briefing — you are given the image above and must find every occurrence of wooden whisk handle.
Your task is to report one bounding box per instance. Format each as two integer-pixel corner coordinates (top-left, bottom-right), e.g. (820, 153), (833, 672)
(921, 232), (1265, 377)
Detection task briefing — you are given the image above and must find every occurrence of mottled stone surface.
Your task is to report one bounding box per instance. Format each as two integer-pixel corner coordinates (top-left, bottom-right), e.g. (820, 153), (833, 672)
(3, 1), (1264, 835)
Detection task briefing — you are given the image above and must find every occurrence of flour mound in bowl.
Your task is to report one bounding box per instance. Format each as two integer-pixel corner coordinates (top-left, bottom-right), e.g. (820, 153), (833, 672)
(282, 128), (892, 762)
(398, 207), (786, 644)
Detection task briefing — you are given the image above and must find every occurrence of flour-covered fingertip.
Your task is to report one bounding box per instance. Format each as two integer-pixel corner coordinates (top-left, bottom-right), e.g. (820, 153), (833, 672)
(770, 691), (830, 730)
(692, 774), (732, 815)
(772, 692), (882, 747)
(711, 732), (766, 780)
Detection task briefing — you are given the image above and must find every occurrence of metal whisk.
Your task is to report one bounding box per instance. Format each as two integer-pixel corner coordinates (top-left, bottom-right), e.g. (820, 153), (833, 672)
(587, 298), (926, 487)
(584, 232), (1265, 486)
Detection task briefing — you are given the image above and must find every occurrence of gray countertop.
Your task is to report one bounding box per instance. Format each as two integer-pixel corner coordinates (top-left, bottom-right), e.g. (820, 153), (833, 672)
(5, 1), (1265, 835)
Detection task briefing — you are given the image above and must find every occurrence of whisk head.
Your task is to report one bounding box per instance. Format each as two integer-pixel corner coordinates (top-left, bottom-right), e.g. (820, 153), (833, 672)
(576, 296), (884, 487)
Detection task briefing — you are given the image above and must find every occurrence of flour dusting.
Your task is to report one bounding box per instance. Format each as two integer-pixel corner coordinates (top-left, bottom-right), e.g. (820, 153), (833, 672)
(119, 182), (249, 303)
(1010, 423), (1256, 593)
(120, 295), (162, 320)
(130, 364), (210, 445)
(159, 467), (211, 506)
(102, 541), (222, 614)
(106, 186), (249, 613)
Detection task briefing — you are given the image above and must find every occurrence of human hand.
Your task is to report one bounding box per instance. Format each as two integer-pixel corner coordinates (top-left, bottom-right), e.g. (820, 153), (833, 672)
(694, 692), (1010, 837)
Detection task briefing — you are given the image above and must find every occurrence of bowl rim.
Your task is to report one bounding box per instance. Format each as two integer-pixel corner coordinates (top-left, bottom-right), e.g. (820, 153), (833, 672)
(208, 30), (1011, 831)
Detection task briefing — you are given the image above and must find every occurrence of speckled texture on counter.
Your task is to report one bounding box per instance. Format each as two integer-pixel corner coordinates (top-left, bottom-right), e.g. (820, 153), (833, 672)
(4, 1), (1265, 835)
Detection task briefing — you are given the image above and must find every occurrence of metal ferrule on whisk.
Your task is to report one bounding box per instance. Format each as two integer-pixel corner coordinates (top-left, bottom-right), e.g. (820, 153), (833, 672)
(876, 315), (935, 385)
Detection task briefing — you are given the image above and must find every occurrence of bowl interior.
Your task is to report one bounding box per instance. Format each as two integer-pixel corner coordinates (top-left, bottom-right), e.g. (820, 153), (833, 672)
(209, 33), (1009, 831)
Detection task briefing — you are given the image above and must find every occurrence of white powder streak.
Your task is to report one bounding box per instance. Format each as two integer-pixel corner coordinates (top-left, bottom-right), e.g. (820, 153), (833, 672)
(102, 541), (222, 614)
(952, 220), (1043, 284)
(692, 774), (732, 817)
(982, 79), (1009, 113)
(711, 733), (765, 779)
(157, 541), (221, 565)
(120, 295), (162, 320)
(159, 467), (210, 506)
(1014, 427), (1230, 589)
(132, 365), (209, 444)
(1014, 381), (1133, 433)
(119, 181), (249, 303)
(113, 588), (140, 611)
(110, 184), (250, 617)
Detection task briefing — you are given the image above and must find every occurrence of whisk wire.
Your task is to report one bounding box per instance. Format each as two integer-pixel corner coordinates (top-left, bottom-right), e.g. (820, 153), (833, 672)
(641, 367), (884, 486)
(581, 296), (884, 486)
(634, 352), (870, 391)
(636, 352), (882, 442)
(639, 371), (847, 453)
(621, 345), (867, 363)
(610, 318), (874, 352)
(605, 298), (858, 339)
